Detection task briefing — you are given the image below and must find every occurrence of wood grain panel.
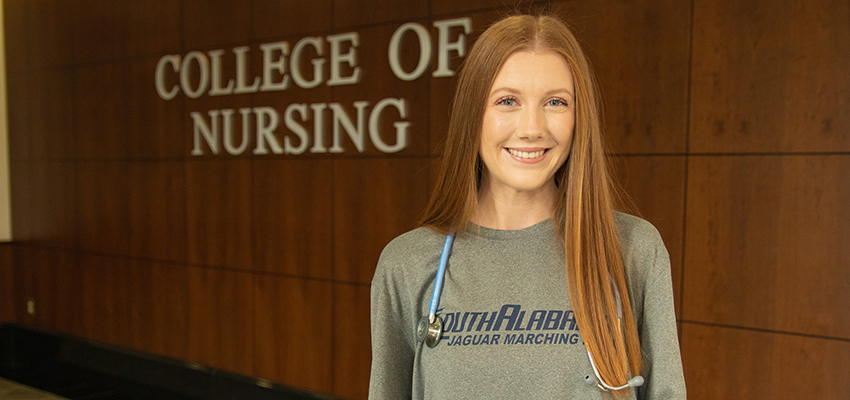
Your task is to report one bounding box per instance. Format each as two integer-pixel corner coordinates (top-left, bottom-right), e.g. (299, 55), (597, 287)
(24, 248), (82, 335)
(428, 11), (498, 156)
(129, 259), (190, 361)
(128, 161), (186, 262)
(30, 69), (76, 160)
(12, 246), (34, 327)
(9, 161), (34, 242)
(79, 253), (132, 347)
(681, 322), (850, 400)
(71, 0), (130, 63)
(252, 159), (333, 278)
(690, 0), (850, 153)
(6, 73), (30, 161)
(333, 0), (428, 29)
(77, 161), (129, 255)
(185, 160), (252, 270)
(4, 0), (30, 73)
(329, 24), (430, 156)
(183, 0), (251, 49)
(332, 283), (371, 400)
(684, 156), (850, 339)
(30, 162), (76, 249)
(553, 0), (690, 154)
(253, 275), (333, 393)
(251, 0), (332, 39)
(128, 56), (185, 158)
(431, 0), (540, 16)
(188, 266), (253, 375)
(19, 0), (75, 69)
(75, 62), (130, 159)
(333, 158), (430, 283)
(126, 1), (181, 57)
(611, 155), (686, 317)
(0, 244), (15, 323)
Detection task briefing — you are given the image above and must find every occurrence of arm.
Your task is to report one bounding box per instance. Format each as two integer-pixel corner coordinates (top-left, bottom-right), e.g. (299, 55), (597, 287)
(368, 250), (416, 400)
(637, 237), (687, 400)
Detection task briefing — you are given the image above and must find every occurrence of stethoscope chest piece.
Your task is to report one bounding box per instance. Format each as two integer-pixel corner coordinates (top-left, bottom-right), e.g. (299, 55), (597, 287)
(417, 315), (444, 348)
(417, 233), (454, 349)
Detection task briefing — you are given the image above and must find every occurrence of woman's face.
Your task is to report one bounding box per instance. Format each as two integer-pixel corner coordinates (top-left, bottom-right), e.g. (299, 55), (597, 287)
(479, 51), (575, 198)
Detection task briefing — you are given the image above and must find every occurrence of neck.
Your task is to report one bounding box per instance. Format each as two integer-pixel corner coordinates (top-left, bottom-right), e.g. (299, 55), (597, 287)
(474, 179), (557, 230)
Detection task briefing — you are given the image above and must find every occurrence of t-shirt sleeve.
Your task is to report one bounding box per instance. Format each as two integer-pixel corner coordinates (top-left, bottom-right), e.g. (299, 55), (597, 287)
(369, 245), (416, 400)
(637, 232), (688, 400)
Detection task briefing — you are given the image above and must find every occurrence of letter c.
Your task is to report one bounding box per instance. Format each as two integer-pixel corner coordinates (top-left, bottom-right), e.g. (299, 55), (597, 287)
(155, 55), (180, 100)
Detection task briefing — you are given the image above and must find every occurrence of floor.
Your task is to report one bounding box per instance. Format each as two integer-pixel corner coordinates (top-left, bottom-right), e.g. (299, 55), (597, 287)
(0, 377), (69, 400)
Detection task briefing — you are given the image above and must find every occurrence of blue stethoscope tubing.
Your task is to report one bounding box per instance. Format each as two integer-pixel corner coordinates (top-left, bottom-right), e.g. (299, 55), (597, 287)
(421, 233), (644, 392)
(428, 233), (454, 323)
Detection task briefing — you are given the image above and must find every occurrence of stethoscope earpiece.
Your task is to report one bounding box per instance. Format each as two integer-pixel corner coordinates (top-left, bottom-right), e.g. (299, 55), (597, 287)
(585, 350), (644, 391)
(628, 376), (645, 388)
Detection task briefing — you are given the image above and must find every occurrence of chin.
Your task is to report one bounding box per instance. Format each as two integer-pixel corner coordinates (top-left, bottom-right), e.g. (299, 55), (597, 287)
(509, 180), (553, 194)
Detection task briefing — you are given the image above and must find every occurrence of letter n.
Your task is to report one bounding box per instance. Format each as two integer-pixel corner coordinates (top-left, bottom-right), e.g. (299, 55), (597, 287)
(191, 110), (221, 155)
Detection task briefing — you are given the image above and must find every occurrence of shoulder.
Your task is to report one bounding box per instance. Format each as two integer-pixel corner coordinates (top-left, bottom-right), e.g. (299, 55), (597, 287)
(613, 213), (674, 329)
(613, 211), (666, 256)
(613, 211), (670, 283)
(373, 226), (445, 283)
(379, 226), (445, 264)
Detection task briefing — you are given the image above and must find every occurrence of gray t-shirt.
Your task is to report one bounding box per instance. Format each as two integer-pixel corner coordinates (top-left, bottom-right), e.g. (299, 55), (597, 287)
(369, 213), (686, 399)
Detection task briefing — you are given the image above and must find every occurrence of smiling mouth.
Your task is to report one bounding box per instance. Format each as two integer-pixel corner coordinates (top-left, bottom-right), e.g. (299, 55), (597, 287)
(507, 148), (548, 159)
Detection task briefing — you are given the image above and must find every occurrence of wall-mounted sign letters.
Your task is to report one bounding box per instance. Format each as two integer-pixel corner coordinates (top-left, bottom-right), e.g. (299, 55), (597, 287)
(154, 18), (472, 156)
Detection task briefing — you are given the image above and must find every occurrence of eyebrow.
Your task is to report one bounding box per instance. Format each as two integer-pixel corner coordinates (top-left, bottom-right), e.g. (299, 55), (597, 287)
(489, 87), (575, 98)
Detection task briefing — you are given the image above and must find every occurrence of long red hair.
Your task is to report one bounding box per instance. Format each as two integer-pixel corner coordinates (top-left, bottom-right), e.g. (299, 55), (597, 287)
(420, 14), (642, 396)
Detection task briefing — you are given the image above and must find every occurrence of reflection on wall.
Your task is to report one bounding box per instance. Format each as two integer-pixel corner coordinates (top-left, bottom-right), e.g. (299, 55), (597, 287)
(0, 2), (10, 242)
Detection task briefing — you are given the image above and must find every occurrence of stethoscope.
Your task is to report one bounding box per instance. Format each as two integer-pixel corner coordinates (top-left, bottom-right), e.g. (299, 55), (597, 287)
(415, 233), (644, 392)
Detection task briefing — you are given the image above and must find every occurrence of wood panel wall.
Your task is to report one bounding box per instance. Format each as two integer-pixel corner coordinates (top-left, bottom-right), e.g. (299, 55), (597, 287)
(3, 1), (848, 399)
(0, 243), (13, 323)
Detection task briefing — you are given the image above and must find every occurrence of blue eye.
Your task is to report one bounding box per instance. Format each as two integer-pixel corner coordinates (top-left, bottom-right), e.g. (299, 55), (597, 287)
(548, 99), (567, 106)
(497, 97), (517, 106)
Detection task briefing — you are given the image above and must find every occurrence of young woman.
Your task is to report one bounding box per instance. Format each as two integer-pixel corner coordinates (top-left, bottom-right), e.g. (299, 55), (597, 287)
(369, 15), (686, 399)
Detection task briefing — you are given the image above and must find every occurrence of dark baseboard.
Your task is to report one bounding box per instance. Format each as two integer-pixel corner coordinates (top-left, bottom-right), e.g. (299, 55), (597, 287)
(0, 323), (340, 400)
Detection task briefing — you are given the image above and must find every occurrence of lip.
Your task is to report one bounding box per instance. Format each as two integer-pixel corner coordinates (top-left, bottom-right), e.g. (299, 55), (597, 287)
(504, 147), (549, 164)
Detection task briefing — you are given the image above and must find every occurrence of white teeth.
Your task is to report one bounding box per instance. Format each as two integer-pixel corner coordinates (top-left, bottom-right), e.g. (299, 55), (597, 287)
(508, 149), (544, 159)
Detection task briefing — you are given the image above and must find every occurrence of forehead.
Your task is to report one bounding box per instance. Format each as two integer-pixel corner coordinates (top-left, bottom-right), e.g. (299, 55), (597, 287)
(490, 51), (574, 93)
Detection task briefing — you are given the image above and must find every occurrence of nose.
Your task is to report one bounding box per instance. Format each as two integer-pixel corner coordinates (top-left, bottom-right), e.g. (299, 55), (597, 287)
(518, 106), (546, 140)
